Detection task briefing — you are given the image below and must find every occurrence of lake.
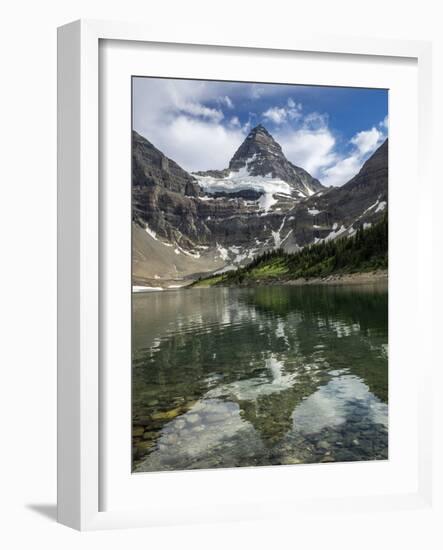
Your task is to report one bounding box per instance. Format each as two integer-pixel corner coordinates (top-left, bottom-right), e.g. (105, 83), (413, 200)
(132, 283), (388, 472)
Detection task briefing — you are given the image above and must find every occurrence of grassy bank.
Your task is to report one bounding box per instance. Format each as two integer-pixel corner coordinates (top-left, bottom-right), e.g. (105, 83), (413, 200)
(192, 215), (388, 288)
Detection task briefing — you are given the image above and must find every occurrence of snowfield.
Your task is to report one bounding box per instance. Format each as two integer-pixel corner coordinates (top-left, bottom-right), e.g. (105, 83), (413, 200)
(194, 163), (293, 212)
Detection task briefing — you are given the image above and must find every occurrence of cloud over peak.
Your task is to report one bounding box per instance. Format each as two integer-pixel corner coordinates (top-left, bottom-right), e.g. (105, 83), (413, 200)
(133, 77), (387, 184)
(177, 101), (224, 123)
(262, 98), (302, 125)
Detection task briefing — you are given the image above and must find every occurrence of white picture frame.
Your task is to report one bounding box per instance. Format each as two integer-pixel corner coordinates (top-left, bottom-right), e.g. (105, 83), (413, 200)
(57, 19), (435, 531)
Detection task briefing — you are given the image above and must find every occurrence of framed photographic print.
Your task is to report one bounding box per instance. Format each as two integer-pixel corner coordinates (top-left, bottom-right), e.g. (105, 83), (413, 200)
(130, 76), (389, 474)
(57, 20), (435, 531)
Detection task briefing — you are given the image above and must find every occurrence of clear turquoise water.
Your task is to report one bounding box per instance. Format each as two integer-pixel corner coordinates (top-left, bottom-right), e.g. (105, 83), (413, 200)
(132, 284), (388, 472)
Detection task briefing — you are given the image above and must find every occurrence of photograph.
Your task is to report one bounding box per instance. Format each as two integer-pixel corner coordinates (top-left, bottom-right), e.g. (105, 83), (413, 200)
(131, 77), (389, 472)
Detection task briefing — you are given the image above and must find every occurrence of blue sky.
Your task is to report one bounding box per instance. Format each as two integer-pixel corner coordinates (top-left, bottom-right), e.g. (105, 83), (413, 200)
(133, 77), (388, 186)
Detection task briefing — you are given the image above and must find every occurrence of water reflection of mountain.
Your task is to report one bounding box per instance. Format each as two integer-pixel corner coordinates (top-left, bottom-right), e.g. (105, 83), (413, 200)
(132, 285), (388, 470)
(241, 285), (388, 402)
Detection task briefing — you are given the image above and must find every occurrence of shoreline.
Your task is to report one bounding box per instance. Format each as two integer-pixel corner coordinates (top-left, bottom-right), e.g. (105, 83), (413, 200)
(133, 270), (388, 292)
(282, 269), (388, 287)
(199, 269), (388, 289)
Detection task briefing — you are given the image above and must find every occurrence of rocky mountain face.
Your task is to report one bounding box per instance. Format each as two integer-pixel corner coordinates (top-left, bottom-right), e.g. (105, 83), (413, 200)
(194, 125), (323, 199)
(278, 139), (388, 250)
(132, 127), (388, 286)
(133, 130), (268, 249)
(132, 130), (201, 198)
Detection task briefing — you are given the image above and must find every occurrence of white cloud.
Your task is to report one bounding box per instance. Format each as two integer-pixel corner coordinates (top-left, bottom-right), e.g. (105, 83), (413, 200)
(250, 86), (265, 99)
(271, 111), (337, 177)
(133, 79), (250, 171)
(159, 116), (245, 172)
(277, 128), (337, 177)
(178, 101), (224, 123)
(261, 102), (339, 178)
(320, 155), (364, 187)
(350, 126), (384, 155)
(380, 115), (389, 130)
(218, 95), (234, 109)
(262, 107), (288, 124)
(321, 124), (386, 186)
(303, 112), (329, 130)
(262, 98), (302, 125)
(277, 114), (386, 186)
(132, 77), (387, 185)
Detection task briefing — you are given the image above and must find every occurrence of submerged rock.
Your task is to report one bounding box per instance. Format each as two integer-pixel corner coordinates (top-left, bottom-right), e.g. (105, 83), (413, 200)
(151, 407), (183, 421)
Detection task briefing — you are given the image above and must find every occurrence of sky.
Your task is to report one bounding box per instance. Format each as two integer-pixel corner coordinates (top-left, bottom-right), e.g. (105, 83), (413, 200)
(133, 77), (388, 187)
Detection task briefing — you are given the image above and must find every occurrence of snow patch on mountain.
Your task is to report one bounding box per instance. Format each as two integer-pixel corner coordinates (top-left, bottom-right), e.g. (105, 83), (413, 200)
(213, 265), (237, 275)
(362, 198), (381, 216)
(272, 216), (288, 248)
(314, 224), (348, 244)
(145, 225), (158, 240)
(280, 229), (293, 246)
(196, 170), (291, 207)
(258, 192), (278, 211)
(194, 164), (292, 213)
(216, 244), (229, 261)
(324, 224), (347, 241)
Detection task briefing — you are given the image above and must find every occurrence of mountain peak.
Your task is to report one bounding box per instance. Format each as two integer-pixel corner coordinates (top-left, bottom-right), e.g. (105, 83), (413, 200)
(244, 124), (277, 145)
(226, 125), (323, 196)
(229, 125), (283, 172)
(194, 124), (323, 198)
(248, 124), (270, 136)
